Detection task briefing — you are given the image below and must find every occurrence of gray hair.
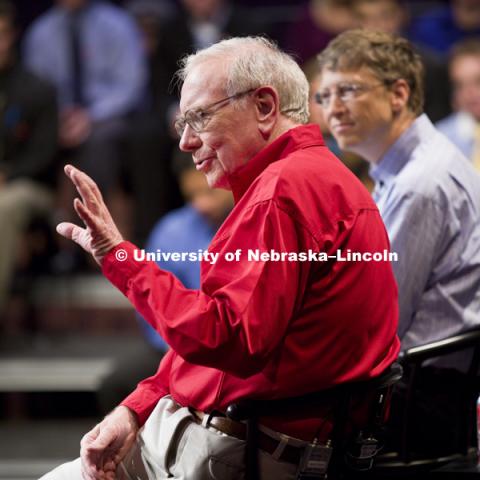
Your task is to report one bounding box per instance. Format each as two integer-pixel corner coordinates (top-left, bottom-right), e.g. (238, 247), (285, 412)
(176, 36), (310, 124)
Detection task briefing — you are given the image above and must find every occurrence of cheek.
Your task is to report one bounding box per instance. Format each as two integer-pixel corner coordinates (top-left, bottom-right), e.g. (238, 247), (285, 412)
(202, 132), (223, 151)
(363, 103), (391, 127)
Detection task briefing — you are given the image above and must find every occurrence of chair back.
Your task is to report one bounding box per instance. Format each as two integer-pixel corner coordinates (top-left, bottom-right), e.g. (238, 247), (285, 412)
(373, 328), (480, 476)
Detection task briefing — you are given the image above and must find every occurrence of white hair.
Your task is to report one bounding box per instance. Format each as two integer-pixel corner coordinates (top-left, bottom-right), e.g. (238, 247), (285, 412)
(176, 36), (310, 124)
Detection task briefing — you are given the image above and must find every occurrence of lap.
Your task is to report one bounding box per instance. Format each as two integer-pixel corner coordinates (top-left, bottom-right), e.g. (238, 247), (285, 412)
(41, 395), (298, 480)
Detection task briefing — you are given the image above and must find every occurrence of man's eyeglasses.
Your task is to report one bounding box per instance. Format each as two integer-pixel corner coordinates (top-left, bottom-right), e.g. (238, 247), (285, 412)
(175, 88), (256, 137)
(315, 82), (387, 108)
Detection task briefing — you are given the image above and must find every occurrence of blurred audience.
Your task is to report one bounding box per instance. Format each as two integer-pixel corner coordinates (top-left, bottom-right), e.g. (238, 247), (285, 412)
(409, 0), (480, 56)
(118, 0), (182, 244)
(437, 38), (480, 170)
(22, 0), (147, 270)
(0, 0), (58, 319)
(153, 0), (267, 136)
(98, 151), (233, 413)
(120, 0), (265, 243)
(284, 0), (355, 65)
(23, 0), (146, 196)
(353, 0), (451, 122)
(353, 0), (406, 34)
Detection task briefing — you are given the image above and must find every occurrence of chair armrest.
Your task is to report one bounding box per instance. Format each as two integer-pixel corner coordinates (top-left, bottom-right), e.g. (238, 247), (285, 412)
(400, 330), (480, 365)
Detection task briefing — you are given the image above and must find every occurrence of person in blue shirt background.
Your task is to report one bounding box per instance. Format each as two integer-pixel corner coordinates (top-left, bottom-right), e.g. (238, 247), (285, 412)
(23, 0), (147, 236)
(436, 37), (480, 170)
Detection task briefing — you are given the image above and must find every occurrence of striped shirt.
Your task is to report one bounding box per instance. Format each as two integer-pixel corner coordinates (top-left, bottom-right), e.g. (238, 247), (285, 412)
(370, 114), (480, 350)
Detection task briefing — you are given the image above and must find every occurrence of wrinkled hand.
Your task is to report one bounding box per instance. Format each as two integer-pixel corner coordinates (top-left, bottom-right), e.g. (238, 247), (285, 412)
(56, 165), (124, 264)
(80, 406), (139, 480)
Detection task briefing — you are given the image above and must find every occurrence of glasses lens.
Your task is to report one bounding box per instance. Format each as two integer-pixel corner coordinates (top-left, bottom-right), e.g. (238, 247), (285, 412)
(188, 111), (204, 132)
(315, 92), (328, 107)
(174, 117), (185, 137)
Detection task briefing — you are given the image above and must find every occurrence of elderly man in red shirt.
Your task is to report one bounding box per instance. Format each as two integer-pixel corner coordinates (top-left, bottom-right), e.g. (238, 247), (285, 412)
(43, 36), (400, 480)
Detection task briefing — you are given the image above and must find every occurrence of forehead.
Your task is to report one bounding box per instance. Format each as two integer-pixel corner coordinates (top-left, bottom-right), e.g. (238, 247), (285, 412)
(318, 66), (380, 87)
(179, 59), (229, 112)
(356, 0), (399, 12)
(451, 54), (480, 74)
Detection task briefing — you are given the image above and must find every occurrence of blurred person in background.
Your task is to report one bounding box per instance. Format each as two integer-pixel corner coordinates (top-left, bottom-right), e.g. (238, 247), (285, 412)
(0, 0), (58, 319)
(353, 0), (451, 122)
(284, 0), (355, 65)
(409, 0), (480, 56)
(317, 29), (480, 456)
(119, 0), (182, 244)
(98, 151), (233, 413)
(153, 0), (266, 138)
(121, 0), (263, 243)
(23, 0), (146, 209)
(437, 38), (480, 171)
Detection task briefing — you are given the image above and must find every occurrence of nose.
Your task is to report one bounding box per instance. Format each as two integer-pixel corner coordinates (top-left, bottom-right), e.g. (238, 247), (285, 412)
(179, 124), (202, 152)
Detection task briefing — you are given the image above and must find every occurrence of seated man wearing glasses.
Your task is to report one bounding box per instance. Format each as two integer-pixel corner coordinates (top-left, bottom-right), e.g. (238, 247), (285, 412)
(43, 36), (400, 479)
(317, 29), (480, 456)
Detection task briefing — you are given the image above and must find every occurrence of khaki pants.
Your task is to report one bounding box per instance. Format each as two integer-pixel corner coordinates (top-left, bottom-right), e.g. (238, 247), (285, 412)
(41, 396), (298, 479)
(0, 180), (52, 314)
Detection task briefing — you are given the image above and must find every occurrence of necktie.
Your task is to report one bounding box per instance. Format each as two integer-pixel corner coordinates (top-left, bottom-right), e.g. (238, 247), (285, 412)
(472, 123), (480, 171)
(69, 13), (85, 106)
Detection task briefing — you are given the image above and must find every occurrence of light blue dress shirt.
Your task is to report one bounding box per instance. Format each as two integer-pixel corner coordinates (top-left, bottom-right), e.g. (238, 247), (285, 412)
(138, 205), (216, 352)
(370, 114), (480, 350)
(23, 0), (146, 122)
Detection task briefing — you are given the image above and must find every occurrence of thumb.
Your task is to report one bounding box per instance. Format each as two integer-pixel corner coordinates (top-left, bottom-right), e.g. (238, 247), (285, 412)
(88, 426), (116, 451)
(56, 222), (89, 250)
(56, 222), (76, 240)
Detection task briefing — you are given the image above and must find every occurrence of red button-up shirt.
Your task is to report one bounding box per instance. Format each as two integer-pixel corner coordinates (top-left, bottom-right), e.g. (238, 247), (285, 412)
(103, 124), (400, 439)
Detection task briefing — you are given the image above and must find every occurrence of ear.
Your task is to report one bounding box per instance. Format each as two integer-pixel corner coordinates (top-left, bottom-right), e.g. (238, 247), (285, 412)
(389, 79), (410, 114)
(253, 86), (279, 138)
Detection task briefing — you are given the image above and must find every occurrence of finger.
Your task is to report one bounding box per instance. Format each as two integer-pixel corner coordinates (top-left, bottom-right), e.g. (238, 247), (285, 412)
(81, 451), (100, 480)
(81, 424), (100, 447)
(102, 459), (116, 472)
(73, 174), (101, 214)
(65, 165), (97, 209)
(80, 427), (102, 479)
(74, 198), (102, 233)
(56, 221), (86, 242)
(89, 426), (117, 451)
(82, 428), (117, 477)
(66, 164), (104, 205)
(82, 448), (106, 479)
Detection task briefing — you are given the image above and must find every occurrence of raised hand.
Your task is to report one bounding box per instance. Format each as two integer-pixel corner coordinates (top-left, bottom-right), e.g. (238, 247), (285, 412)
(80, 406), (139, 480)
(56, 165), (124, 264)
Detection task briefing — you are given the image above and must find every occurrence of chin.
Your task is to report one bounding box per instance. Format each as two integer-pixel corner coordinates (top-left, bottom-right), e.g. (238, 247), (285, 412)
(206, 174), (226, 190)
(335, 136), (352, 150)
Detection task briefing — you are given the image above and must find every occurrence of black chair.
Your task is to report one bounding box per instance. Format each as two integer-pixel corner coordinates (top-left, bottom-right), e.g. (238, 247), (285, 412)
(369, 329), (480, 479)
(226, 362), (403, 480)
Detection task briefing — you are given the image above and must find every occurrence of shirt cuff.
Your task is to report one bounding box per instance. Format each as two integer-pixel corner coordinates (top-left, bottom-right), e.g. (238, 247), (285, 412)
(102, 241), (144, 294)
(120, 388), (168, 427)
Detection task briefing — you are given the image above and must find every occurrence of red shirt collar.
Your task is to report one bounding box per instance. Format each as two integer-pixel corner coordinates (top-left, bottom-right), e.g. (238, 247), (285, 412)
(227, 124), (325, 203)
